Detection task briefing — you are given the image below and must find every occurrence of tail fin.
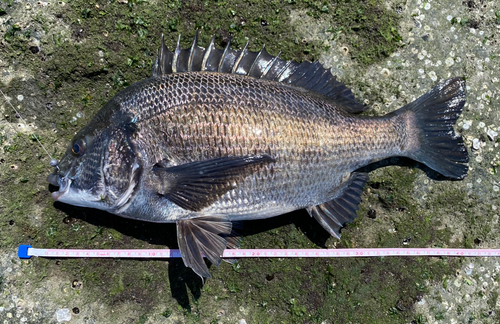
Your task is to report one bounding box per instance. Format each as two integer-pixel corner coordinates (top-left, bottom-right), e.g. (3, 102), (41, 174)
(399, 77), (469, 179)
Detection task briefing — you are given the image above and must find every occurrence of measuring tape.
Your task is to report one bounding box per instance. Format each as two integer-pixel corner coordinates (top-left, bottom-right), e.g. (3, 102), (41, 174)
(17, 245), (500, 259)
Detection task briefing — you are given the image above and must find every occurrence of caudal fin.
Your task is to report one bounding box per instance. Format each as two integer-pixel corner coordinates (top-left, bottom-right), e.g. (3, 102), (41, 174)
(400, 77), (469, 179)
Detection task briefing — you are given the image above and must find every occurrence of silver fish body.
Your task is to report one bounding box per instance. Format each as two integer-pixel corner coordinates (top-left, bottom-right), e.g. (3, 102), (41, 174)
(48, 34), (468, 278)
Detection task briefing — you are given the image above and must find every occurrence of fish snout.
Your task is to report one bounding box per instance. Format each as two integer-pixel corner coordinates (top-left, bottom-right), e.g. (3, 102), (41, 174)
(49, 176), (71, 201)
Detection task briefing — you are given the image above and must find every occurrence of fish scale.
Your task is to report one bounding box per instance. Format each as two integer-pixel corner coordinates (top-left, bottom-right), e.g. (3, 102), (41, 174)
(112, 72), (406, 218)
(47, 33), (468, 279)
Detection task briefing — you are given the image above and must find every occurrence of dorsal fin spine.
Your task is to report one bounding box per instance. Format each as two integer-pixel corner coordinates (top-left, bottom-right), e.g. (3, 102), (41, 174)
(247, 46), (265, 77)
(187, 30), (199, 72)
(202, 35), (216, 71)
(172, 35), (181, 73)
(232, 41), (249, 74)
(261, 52), (280, 78)
(160, 34), (166, 75)
(219, 37), (232, 72)
(277, 61), (294, 82)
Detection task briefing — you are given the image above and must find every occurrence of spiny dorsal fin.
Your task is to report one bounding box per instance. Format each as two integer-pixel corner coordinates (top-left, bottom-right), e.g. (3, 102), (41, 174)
(151, 31), (367, 113)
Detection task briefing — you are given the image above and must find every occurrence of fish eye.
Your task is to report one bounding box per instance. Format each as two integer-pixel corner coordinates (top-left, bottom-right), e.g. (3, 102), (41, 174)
(71, 139), (86, 156)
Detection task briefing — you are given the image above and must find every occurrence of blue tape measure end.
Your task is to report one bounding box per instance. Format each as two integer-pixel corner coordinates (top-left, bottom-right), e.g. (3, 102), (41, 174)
(18, 245), (32, 259)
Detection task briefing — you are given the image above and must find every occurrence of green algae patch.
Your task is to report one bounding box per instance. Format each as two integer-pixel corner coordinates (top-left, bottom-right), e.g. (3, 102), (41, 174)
(300, 0), (403, 65)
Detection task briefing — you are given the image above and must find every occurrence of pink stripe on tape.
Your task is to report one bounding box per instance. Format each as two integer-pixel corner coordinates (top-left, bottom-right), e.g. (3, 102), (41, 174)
(24, 247), (500, 259)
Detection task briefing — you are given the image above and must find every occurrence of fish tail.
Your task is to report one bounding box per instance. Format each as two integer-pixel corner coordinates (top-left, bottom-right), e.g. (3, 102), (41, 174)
(396, 77), (469, 179)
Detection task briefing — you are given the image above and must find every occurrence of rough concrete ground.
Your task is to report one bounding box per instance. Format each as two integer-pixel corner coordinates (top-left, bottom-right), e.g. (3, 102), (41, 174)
(0, 0), (499, 323)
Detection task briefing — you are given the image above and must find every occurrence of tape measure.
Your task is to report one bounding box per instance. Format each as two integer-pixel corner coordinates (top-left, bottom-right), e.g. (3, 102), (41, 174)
(18, 245), (500, 259)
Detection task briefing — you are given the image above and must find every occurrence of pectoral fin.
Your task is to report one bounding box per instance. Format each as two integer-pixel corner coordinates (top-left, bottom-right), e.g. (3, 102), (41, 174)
(176, 215), (232, 279)
(307, 172), (369, 239)
(153, 154), (275, 211)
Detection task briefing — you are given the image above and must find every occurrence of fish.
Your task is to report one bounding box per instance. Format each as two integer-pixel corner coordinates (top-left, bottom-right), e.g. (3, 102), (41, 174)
(47, 31), (469, 279)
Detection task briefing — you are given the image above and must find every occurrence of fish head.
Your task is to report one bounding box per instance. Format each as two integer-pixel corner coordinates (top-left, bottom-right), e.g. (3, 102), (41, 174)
(47, 101), (142, 212)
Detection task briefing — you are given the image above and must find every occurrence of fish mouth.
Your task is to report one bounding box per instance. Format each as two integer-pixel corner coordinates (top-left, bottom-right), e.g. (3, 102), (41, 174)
(47, 174), (71, 201)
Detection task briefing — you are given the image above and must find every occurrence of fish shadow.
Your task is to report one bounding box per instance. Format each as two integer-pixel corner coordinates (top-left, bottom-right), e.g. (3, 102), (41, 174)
(358, 156), (463, 181)
(52, 200), (324, 309)
(50, 157), (457, 309)
(53, 201), (202, 310)
(241, 209), (331, 246)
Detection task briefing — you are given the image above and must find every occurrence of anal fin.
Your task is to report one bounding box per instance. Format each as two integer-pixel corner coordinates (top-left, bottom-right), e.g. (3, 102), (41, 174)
(177, 215), (232, 280)
(306, 172), (369, 238)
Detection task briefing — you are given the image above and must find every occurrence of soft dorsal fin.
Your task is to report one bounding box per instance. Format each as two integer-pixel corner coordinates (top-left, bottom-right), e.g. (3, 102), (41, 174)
(151, 30), (367, 113)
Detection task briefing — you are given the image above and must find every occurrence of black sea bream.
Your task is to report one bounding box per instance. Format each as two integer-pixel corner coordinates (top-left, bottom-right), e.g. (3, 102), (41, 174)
(47, 33), (469, 279)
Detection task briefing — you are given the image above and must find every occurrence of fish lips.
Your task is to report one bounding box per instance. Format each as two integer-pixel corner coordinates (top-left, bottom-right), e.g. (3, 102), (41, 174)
(47, 173), (71, 201)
